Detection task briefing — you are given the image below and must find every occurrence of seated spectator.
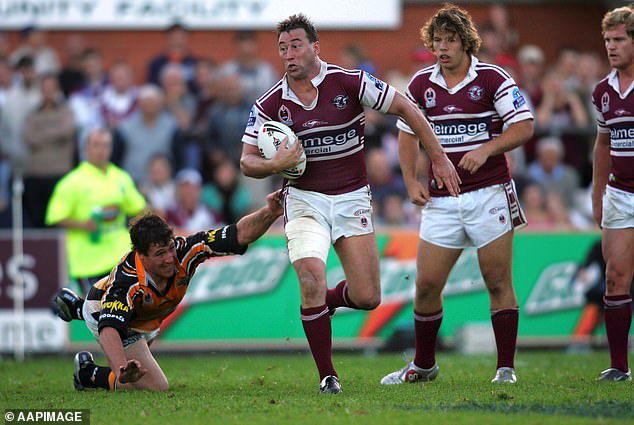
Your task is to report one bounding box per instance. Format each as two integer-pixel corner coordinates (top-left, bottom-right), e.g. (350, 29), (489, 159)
(520, 182), (572, 232)
(116, 84), (178, 184)
(366, 148), (407, 222)
(100, 60), (138, 129)
(201, 157), (252, 224)
(527, 136), (580, 210)
(218, 30), (278, 105)
(139, 153), (176, 217)
(166, 168), (221, 234)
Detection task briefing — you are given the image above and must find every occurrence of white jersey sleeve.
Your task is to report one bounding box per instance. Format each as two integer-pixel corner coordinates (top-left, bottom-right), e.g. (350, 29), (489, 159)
(493, 78), (533, 126)
(359, 72), (396, 114)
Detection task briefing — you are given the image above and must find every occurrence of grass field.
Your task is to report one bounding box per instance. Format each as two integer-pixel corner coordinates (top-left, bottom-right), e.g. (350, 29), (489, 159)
(1, 350), (632, 425)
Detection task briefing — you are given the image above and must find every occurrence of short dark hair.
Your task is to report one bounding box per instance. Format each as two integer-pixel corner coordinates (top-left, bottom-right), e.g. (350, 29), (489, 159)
(129, 212), (174, 255)
(420, 3), (481, 56)
(276, 14), (318, 43)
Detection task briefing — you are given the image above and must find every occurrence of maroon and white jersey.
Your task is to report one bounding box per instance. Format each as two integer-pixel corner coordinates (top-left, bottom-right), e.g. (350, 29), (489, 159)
(398, 56), (533, 196)
(592, 69), (634, 194)
(242, 60), (396, 195)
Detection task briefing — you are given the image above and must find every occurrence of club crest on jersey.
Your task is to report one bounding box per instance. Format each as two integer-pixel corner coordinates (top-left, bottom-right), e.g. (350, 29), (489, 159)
(424, 88), (436, 108)
(278, 105), (293, 125)
(601, 92), (610, 113)
(332, 94), (349, 110)
(468, 85), (483, 101)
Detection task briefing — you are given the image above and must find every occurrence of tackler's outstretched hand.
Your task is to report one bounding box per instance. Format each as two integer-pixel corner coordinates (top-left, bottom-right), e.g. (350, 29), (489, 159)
(118, 359), (148, 384)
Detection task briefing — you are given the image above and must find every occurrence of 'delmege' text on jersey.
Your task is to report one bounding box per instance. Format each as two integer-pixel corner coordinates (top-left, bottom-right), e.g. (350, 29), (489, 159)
(87, 224), (247, 337)
(242, 60), (396, 195)
(398, 56), (533, 196)
(592, 69), (634, 193)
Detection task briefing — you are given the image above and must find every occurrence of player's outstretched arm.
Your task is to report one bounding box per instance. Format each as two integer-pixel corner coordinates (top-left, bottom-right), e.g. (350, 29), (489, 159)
(99, 327), (146, 384)
(235, 190), (284, 245)
(388, 92), (461, 196)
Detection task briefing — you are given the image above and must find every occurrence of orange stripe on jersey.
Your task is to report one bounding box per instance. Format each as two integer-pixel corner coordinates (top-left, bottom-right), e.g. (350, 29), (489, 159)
(178, 240), (208, 275)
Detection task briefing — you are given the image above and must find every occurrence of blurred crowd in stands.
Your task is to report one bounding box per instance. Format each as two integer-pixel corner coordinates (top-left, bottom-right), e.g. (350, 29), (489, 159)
(0, 4), (607, 234)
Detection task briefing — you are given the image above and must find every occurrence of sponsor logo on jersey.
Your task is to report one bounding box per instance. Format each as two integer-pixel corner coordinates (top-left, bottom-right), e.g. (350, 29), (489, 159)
(247, 106), (256, 127)
(424, 87), (436, 108)
(353, 208), (371, 216)
(207, 229), (218, 243)
(512, 87), (526, 109)
(601, 92), (610, 113)
(332, 94), (349, 110)
(489, 206), (507, 215)
(615, 108), (630, 116)
(609, 126), (634, 149)
(102, 300), (129, 313)
(100, 313), (125, 322)
(443, 105), (463, 113)
(302, 129), (359, 155)
(366, 72), (384, 90)
(303, 119), (329, 128)
(468, 85), (483, 101)
(431, 121), (488, 137)
(278, 104), (293, 125)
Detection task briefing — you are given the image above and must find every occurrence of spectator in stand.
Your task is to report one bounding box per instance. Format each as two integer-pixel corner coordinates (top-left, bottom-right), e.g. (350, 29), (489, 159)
(0, 56), (41, 169)
(10, 25), (60, 76)
(166, 168), (221, 234)
(0, 59), (13, 106)
(526, 136), (581, 210)
(486, 3), (519, 57)
(366, 148), (407, 223)
(520, 182), (571, 232)
(139, 153), (176, 218)
(206, 73), (252, 166)
(58, 34), (87, 97)
(160, 63), (197, 130)
(555, 47), (581, 91)
(516, 44), (545, 112)
(535, 68), (589, 170)
(147, 22), (197, 95)
(69, 49), (109, 146)
(100, 60), (138, 129)
(116, 84), (178, 184)
(201, 156), (252, 224)
(45, 128), (146, 295)
(22, 73), (76, 228)
(339, 44), (377, 74)
(219, 30), (278, 105)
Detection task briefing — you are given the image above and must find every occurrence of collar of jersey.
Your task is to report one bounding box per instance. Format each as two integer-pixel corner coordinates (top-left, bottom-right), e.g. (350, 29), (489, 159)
(281, 59), (327, 109)
(429, 55), (479, 94)
(607, 68), (634, 99)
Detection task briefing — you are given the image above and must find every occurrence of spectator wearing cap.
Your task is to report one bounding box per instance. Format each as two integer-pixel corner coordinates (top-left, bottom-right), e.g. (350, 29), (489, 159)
(146, 22), (198, 95)
(218, 30), (278, 105)
(10, 25), (60, 76)
(166, 168), (221, 234)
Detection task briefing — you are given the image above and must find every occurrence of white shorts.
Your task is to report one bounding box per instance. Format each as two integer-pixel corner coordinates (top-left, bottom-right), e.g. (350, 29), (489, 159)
(419, 183), (525, 249)
(602, 186), (634, 229)
(83, 300), (160, 348)
(284, 185), (374, 243)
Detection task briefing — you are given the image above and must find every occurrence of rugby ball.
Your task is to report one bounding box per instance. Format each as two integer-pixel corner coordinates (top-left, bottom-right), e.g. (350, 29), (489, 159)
(257, 120), (306, 180)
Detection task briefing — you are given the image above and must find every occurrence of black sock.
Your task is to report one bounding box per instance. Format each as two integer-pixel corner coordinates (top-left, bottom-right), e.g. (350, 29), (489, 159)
(79, 363), (116, 390)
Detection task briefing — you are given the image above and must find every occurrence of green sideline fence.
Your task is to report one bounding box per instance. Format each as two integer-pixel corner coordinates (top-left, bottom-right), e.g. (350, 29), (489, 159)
(62, 231), (605, 349)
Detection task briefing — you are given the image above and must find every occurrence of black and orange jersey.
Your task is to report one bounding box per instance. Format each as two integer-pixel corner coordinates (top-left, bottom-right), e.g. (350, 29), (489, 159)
(86, 224), (247, 339)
